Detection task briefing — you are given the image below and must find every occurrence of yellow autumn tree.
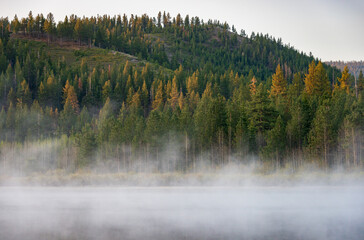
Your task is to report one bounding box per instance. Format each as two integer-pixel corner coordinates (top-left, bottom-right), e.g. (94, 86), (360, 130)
(168, 76), (179, 110)
(130, 89), (141, 110)
(62, 79), (71, 104)
(102, 80), (112, 102)
(187, 70), (199, 96)
(152, 81), (164, 109)
(178, 91), (184, 110)
(304, 61), (330, 97)
(249, 76), (257, 96)
(304, 61), (316, 95)
(338, 66), (350, 93)
(270, 64), (287, 98)
(64, 86), (80, 114)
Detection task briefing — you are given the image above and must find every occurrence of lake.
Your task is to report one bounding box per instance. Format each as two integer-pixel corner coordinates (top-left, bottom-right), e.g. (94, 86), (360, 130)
(0, 186), (363, 240)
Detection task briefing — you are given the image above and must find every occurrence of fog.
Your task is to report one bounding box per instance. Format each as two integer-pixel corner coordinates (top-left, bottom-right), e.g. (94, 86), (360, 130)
(0, 186), (363, 240)
(1, 136), (364, 240)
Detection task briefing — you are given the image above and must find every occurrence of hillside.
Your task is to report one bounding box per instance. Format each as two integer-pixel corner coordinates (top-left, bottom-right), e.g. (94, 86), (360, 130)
(0, 12), (362, 176)
(325, 61), (364, 77)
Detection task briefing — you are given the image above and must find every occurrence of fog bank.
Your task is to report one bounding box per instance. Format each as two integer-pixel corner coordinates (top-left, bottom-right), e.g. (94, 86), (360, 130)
(0, 186), (363, 240)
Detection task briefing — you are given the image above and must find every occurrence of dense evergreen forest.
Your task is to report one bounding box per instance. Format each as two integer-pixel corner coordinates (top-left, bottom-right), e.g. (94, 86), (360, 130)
(0, 12), (363, 175)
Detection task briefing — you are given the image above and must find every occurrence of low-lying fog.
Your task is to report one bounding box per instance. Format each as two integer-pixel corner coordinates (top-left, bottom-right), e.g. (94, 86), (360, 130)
(0, 186), (363, 240)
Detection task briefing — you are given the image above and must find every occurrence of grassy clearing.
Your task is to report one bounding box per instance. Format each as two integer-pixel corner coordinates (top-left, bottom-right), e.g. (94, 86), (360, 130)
(12, 35), (172, 73)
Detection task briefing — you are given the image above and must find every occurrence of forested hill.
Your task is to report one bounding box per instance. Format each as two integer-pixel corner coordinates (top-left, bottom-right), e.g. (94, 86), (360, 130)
(2, 12), (340, 80)
(0, 12), (363, 174)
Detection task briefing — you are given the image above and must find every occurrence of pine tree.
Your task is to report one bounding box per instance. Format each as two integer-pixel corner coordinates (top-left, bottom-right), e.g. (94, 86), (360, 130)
(307, 100), (333, 167)
(249, 76), (257, 96)
(6, 102), (15, 141)
(358, 70), (364, 94)
(7, 87), (16, 105)
(17, 80), (32, 106)
(62, 80), (71, 104)
(314, 61), (330, 97)
(44, 12), (55, 44)
(152, 81), (164, 110)
(304, 61), (316, 95)
(28, 100), (43, 140)
(270, 65), (287, 98)
(168, 76), (179, 110)
(262, 115), (286, 167)
(338, 66), (350, 93)
(0, 107), (5, 141)
(130, 89), (141, 111)
(247, 83), (276, 151)
(287, 73), (303, 105)
(97, 97), (115, 144)
(187, 71), (198, 96)
(59, 86), (79, 135)
(65, 86), (80, 114)
(141, 80), (149, 115)
(102, 80), (112, 103)
(75, 106), (91, 132)
(76, 123), (97, 168)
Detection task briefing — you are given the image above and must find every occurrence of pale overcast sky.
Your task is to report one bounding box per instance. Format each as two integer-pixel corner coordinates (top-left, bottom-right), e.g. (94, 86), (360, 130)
(1, 0), (363, 61)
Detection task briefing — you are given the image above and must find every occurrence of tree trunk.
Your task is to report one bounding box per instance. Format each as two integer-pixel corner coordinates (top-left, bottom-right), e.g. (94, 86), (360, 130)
(185, 132), (188, 172)
(123, 144), (126, 172)
(352, 127), (357, 166)
(146, 143), (149, 172)
(324, 127), (327, 169)
(228, 113), (231, 165)
(117, 145), (120, 173)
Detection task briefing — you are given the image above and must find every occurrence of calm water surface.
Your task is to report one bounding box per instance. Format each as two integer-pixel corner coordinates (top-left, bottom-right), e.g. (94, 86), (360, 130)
(0, 186), (363, 240)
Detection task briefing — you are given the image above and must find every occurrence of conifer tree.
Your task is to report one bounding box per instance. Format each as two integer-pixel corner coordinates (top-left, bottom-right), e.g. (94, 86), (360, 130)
(76, 123), (97, 168)
(338, 66), (350, 93)
(358, 70), (364, 93)
(288, 73), (303, 104)
(187, 71), (198, 96)
(314, 61), (330, 97)
(262, 115), (286, 166)
(60, 86), (80, 135)
(7, 87), (16, 105)
(141, 80), (149, 115)
(307, 100), (333, 167)
(247, 83), (276, 150)
(44, 12), (55, 44)
(270, 65), (287, 98)
(168, 76), (179, 110)
(304, 61), (316, 95)
(5, 102), (15, 140)
(62, 80), (71, 104)
(130, 89), (141, 111)
(102, 80), (112, 103)
(0, 107), (5, 140)
(152, 81), (164, 110)
(249, 76), (257, 96)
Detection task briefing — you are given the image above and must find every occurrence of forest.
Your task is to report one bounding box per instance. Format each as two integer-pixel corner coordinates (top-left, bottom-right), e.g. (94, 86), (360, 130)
(0, 11), (363, 176)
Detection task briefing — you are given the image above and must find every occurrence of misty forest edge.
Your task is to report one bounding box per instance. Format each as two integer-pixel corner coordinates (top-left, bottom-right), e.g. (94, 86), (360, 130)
(0, 11), (363, 176)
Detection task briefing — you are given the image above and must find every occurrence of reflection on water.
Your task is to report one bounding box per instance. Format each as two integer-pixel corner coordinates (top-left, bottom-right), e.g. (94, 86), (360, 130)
(0, 186), (363, 240)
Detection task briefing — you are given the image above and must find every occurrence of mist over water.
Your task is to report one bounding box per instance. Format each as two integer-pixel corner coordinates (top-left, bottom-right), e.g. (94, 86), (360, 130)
(0, 186), (363, 240)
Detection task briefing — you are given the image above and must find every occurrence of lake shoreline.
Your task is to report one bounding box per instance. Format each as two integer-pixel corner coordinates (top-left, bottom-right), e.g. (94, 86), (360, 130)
(1, 170), (364, 187)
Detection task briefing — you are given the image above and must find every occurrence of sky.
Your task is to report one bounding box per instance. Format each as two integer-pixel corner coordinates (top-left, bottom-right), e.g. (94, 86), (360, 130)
(0, 0), (363, 61)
